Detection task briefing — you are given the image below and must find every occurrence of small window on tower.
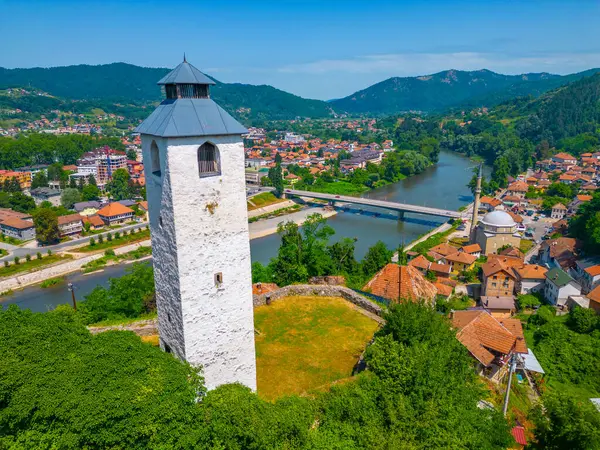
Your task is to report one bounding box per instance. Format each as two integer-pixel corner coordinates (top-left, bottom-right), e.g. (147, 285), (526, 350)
(214, 272), (223, 286)
(198, 143), (220, 177)
(151, 141), (161, 176)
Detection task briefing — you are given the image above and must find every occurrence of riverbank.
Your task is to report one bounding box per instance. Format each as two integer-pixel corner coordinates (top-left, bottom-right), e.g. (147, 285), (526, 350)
(249, 207), (337, 240)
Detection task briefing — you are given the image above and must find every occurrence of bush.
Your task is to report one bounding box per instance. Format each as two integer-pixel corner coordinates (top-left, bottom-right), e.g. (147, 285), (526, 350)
(104, 249), (116, 257)
(568, 307), (599, 334)
(36, 252), (42, 260)
(98, 234), (104, 244)
(107, 233), (113, 242)
(115, 232), (120, 239)
(517, 293), (542, 310)
(25, 254), (31, 262)
(89, 237), (96, 246)
(13, 257), (19, 265)
(529, 305), (556, 326)
(3, 261), (8, 268)
(47, 250), (52, 256)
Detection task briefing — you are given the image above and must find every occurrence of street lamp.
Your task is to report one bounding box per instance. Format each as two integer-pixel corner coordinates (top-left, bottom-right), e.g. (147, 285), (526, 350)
(67, 282), (77, 311)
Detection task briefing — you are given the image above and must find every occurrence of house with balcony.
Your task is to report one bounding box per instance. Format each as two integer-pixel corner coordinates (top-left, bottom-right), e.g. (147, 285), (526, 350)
(97, 202), (134, 226)
(451, 310), (527, 382)
(58, 214), (83, 237)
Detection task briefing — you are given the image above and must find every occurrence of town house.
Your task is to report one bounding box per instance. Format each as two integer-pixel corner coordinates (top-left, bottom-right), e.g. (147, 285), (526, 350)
(57, 214), (83, 237)
(544, 267), (581, 306)
(97, 202), (134, 226)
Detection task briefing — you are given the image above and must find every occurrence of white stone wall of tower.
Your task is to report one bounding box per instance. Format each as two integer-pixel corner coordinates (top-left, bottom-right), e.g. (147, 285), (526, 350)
(141, 133), (257, 392)
(141, 136), (187, 360)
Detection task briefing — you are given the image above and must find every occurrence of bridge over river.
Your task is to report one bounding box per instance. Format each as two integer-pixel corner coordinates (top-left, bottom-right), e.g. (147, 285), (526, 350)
(284, 189), (464, 220)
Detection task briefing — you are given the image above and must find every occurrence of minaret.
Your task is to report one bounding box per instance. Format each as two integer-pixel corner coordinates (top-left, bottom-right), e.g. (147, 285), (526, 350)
(469, 163), (483, 241)
(136, 58), (256, 391)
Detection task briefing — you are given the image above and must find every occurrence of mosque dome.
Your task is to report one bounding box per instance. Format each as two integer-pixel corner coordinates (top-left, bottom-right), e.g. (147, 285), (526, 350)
(481, 210), (516, 228)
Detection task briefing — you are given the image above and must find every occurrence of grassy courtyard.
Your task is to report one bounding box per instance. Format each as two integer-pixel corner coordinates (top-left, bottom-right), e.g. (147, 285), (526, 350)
(254, 296), (379, 401)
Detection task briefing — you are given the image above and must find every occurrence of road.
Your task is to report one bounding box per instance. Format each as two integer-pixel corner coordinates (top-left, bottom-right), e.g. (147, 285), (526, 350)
(0, 221), (149, 262)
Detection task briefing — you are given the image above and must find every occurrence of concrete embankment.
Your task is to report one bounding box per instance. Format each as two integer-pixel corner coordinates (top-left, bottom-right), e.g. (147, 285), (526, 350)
(0, 240), (151, 293)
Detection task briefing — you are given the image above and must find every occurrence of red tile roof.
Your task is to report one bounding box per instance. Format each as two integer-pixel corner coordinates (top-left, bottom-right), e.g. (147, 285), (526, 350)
(363, 264), (437, 303)
(57, 213), (82, 225)
(97, 202), (134, 218)
(511, 426), (527, 446)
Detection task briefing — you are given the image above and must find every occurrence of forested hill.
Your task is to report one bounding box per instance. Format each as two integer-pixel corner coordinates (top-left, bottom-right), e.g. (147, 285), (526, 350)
(330, 68), (600, 115)
(501, 72), (600, 145)
(0, 63), (334, 121)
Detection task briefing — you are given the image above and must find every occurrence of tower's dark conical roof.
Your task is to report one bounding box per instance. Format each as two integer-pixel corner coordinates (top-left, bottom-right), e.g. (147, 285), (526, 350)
(135, 58), (246, 138)
(157, 60), (216, 85)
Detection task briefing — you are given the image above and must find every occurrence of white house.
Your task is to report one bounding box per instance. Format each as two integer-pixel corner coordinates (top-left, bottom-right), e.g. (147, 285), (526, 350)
(573, 259), (600, 294)
(514, 264), (547, 295)
(544, 267), (581, 306)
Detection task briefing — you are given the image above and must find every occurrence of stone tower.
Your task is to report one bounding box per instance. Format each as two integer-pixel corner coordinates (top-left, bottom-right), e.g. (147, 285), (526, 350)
(136, 58), (256, 391)
(469, 163), (483, 241)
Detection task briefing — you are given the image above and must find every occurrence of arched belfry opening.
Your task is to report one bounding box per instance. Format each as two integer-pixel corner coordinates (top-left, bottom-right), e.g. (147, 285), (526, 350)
(198, 142), (220, 177)
(151, 140), (161, 176)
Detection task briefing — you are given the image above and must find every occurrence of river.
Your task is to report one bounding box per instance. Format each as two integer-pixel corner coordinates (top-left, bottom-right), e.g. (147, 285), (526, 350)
(1, 151), (488, 312)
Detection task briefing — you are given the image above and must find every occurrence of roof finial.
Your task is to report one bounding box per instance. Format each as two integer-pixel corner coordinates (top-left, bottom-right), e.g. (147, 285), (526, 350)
(183, 52), (187, 63)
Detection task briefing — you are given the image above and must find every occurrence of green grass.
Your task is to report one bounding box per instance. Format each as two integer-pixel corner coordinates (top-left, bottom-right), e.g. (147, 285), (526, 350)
(411, 221), (460, 255)
(40, 277), (65, 288)
(300, 181), (369, 196)
(248, 204), (302, 223)
(81, 245), (152, 273)
(254, 295), (379, 401)
(0, 254), (72, 278)
(520, 239), (535, 254)
(247, 192), (285, 211)
(78, 229), (150, 252)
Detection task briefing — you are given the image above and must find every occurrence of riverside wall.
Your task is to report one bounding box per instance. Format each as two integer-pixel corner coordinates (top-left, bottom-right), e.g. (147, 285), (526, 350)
(0, 240), (151, 292)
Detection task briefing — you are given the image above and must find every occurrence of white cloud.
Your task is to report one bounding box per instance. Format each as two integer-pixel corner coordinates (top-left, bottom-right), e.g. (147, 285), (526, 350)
(277, 51), (600, 76)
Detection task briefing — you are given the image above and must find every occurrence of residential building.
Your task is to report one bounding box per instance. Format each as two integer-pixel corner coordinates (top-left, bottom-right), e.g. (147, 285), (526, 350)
(481, 257), (519, 297)
(443, 251), (477, 273)
(461, 243), (481, 258)
(73, 201), (102, 214)
(97, 202), (134, 225)
(550, 203), (567, 220)
(480, 296), (516, 318)
(83, 214), (105, 230)
(505, 180), (528, 198)
(539, 237), (581, 270)
(451, 310), (527, 381)
(0, 170), (31, 189)
(479, 196), (502, 212)
(15, 164), (48, 182)
(573, 259), (600, 294)
(473, 210), (521, 255)
(76, 146), (127, 186)
(514, 264), (547, 294)
(544, 267), (581, 306)
(57, 213), (83, 236)
(586, 285), (600, 314)
(0, 217), (36, 241)
(552, 152), (577, 166)
(568, 194), (592, 214)
(30, 187), (61, 206)
(363, 264), (437, 304)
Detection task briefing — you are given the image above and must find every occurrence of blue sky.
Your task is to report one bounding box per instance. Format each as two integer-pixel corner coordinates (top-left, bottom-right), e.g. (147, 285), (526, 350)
(1, 0), (600, 100)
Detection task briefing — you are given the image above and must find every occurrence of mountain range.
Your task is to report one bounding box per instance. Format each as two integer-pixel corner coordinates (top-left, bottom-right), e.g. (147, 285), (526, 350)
(1, 63), (599, 120)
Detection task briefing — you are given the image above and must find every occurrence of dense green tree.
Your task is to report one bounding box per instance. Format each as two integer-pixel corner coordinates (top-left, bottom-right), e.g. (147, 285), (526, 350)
(81, 183), (101, 201)
(7, 192), (36, 213)
(268, 163), (284, 197)
(327, 237), (359, 275)
(32, 207), (60, 245)
(30, 171), (49, 189)
(531, 391), (600, 449)
(60, 188), (81, 209)
(361, 240), (393, 277)
(79, 263), (155, 324)
(2, 177), (21, 193)
(0, 305), (204, 449)
(126, 148), (137, 160)
(568, 307), (599, 334)
(106, 168), (131, 200)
